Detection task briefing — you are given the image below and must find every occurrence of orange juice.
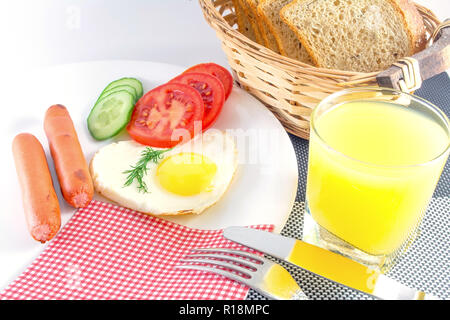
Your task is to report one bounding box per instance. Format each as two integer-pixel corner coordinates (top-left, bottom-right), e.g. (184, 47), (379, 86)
(306, 100), (449, 255)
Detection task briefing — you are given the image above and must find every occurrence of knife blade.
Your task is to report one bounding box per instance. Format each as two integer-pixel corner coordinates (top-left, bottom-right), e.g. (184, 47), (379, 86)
(223, 226), (439, 300)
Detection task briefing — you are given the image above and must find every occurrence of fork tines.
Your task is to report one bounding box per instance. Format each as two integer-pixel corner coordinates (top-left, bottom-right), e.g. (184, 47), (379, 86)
(176, 247), (309, 301)
(176, 248), (266, 284)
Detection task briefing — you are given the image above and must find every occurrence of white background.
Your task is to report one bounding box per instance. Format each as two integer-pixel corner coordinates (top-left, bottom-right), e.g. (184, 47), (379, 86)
(0, 0), (448, 74)
(0, 0), (447, 294)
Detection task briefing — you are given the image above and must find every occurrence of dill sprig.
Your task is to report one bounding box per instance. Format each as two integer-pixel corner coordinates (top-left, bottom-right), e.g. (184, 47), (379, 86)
(123, 147), (171, 193)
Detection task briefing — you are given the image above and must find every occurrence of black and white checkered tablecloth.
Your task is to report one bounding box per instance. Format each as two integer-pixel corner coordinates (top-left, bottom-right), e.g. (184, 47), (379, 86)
(247, 72), (450, 300)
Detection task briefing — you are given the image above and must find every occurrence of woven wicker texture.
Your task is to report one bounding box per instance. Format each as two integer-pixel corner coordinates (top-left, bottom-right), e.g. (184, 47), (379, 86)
(199, 0), (441, 139)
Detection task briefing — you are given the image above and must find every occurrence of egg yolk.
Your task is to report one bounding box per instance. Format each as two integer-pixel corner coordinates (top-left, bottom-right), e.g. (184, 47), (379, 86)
(156, 153), (217, 196)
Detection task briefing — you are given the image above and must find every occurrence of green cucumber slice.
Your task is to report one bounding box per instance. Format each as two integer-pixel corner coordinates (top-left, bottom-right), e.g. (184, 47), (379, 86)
(87, 90), (135, 140)
(102, 77), (143, 100)
(98, 85), (137, 103)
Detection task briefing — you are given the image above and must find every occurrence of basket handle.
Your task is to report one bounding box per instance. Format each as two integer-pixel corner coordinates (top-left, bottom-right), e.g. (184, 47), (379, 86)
(376, 19), (450, 91)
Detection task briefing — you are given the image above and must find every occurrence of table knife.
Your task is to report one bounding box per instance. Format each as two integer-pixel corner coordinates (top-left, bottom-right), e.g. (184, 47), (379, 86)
(223, 226), (439, 300)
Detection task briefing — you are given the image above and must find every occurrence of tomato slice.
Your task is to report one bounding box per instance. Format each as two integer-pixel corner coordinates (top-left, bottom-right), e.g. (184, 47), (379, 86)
(183, 63), (233, 99)
(169, 73), (225, 130)
(126, 83), (204, 148)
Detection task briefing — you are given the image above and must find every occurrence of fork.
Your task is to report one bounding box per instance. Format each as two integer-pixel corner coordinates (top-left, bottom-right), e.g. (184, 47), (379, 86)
(176, 248), (308, 300)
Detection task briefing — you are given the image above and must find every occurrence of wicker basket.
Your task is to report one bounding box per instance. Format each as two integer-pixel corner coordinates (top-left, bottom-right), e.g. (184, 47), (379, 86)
(199, 0), (445, 139)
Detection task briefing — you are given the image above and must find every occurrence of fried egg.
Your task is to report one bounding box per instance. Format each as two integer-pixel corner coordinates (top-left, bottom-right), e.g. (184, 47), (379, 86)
(90, 130), (238, 215)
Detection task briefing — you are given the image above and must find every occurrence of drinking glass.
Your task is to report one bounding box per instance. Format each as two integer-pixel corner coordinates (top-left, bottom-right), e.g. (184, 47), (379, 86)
(303, 87), (449, 271)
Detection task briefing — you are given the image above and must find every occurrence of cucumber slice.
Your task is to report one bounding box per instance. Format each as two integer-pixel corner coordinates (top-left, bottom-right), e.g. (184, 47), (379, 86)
(98, 85), (137, 103)
(87, 90), (135, 140)
(102, 78), (143, 100)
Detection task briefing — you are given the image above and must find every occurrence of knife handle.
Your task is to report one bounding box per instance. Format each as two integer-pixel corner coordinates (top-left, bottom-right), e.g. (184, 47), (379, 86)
(415, 292), (440, 300)
(287, 240), (441, 300)
(287, 240), (380, 295)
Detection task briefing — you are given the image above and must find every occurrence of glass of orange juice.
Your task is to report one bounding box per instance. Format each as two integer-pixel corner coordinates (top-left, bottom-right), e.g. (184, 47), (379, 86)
(304, 87), (449, 271)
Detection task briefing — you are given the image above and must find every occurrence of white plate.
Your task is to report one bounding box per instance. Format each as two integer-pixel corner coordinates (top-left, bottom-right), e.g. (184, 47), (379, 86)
(0, 60), (298, 290)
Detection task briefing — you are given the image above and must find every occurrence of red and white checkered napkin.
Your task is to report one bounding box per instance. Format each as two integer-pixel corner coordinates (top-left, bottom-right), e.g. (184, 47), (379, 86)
(0, 200), (273, 300)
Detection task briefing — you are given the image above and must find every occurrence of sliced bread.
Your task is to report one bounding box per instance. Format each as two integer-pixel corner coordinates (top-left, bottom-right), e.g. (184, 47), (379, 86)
(258, 0), (313, 64)
(233, 0), (258, 42)
(280, 0), (426, 72)
(239, 0), (265, 44)
(245, 0), (280, 53)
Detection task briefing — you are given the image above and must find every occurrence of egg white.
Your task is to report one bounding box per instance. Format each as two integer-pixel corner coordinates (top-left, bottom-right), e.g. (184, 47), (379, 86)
(90, 130), (238, 215)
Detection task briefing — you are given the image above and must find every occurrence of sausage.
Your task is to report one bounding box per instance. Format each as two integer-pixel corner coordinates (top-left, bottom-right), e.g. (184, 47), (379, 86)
(12, 133), (61, 243)
(44, 104), (94, 208)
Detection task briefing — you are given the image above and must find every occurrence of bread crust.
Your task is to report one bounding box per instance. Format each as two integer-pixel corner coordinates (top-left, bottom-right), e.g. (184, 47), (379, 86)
(233, 0), (258, 42)
(258, 0), (313, 63)
(239, 0), (265, 44)
(258, 0), (288, 56)
(279, 0), (323, 67)
(245, 0), (281, 52)
(259, 19), (281, 52)
(386, 0), (426, 54)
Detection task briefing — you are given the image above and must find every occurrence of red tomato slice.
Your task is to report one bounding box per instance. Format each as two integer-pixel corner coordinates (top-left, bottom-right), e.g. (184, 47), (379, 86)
(169, 73), (225, 130)
(183, 63), (233, 99)
(126, 83), (204, 148)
